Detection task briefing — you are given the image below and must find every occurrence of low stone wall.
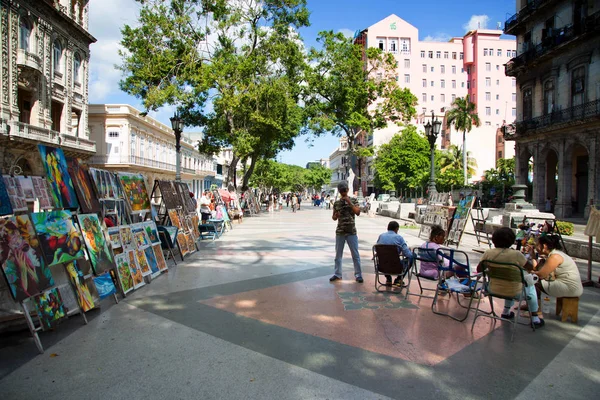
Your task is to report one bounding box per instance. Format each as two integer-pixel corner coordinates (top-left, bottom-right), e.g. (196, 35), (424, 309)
(563, 238), (600, 262)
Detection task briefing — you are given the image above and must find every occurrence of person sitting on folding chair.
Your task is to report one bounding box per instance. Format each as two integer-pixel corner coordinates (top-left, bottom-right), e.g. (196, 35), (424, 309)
(376, 221), (412, 286)
(418, 225), (451, 280)
(477, 227), (543, 328)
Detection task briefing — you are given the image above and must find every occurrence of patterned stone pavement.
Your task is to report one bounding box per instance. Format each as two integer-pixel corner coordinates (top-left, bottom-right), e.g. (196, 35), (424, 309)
(1, 206), (599, 400)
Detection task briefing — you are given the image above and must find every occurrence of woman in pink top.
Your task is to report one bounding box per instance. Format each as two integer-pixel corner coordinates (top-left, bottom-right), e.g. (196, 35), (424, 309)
(418, 225), (450, 279)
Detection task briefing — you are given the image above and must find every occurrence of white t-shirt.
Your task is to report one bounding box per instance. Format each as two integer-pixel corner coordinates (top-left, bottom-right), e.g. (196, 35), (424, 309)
(199, 196), (211, 213)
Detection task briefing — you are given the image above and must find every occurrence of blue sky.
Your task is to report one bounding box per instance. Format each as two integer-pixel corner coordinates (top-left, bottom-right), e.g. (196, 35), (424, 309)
(88, 0), (517, 166)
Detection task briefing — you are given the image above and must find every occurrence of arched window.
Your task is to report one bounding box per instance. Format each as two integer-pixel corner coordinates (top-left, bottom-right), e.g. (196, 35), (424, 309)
(73, 53), (81, 83)
(19, 18), (32, 51)
(53, 40), (63, 73)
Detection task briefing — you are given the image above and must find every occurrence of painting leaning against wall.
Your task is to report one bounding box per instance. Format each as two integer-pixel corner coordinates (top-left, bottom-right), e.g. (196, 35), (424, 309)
(37, 145), (79, 209)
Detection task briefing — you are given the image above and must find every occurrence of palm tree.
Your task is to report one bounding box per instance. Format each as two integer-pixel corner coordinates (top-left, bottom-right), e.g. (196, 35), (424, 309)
(439, 145), (478, 176)
(446, 95), (481, 186)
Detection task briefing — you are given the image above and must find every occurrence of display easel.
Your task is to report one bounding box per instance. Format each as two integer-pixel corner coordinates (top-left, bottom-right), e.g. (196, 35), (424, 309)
(150, 180), (169, 225)
(445, 196), (475, 248)
(471, 207), (492, 248)
(418, 192), (454, 241)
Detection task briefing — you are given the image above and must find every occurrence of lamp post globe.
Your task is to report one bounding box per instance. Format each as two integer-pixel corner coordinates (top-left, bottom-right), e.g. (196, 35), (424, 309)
(170, 112), (184, 182)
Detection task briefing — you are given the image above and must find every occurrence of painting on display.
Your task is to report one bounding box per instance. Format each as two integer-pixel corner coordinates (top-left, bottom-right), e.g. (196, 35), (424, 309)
(157, 180), (181, 209)
(185, 233), (195, 253)
(89, 168), (115, 200)
(0, 215), (54, 302)
(191, 215), (200, 238)
(2, 175), (28, 212)
(163, 226), (178, 244)
(67, 158), (102, 214)
(32, 288), (67, 330)
(118, 173), (151, 213)
(0, 177), (14, 216)
(31, 177), (54, 210)
(31, 210), (85, 266)
(119, 225), (134, 251)
(127, 250), (145, 289)
(114, 253), (134, 294)
(37, 145), (79, 209)
(16, 176), (35, 200)
(78, 213), (115, 274)
(152, 244), (168, 272)
(107, 227), (122, 250)
(174, 182), (196, 214)
(110, 172), (124, 199)
(65, 260), (95, 312)
(143, 221), (160, 245)
(453, 195), (475, 221)
(143, 246), (160, 275)
(176, 232), (189, 256)
(131, 223), (150, 248)
(168, 209), (181, 228)
(84, 276), (101, 304)
(76, 257), (93, 276)
(93, 272), (117, 299)
(135, 249), (151, 276)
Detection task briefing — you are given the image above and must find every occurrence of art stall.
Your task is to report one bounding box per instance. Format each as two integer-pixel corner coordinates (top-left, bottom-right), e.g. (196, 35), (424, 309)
(0, 145), (173, 353)
(418, 193), (456, 242)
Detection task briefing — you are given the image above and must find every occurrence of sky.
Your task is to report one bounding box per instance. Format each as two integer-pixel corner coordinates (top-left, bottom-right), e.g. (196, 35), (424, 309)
(87, 0), (517, 167)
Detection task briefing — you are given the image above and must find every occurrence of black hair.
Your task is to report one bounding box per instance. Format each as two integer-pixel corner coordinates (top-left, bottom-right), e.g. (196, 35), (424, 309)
(492, 227), (516, 248)
(429, 225), (445, 241)
(538, 235), (562, 251)
(387, 221), (400, 231)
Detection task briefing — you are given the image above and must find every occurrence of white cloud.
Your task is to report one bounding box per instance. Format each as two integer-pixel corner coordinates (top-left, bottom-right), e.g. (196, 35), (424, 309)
(423, 33), (451, 42)
(337, 28), (355, 39)
(463, 15), (490, 31)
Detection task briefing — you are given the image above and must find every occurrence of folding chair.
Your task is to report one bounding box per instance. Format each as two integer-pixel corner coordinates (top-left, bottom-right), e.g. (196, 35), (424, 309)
(405, 246), (444, 300)
(157, 226), (179, 264)
(471, 260), (536, 341)
(431, 248), (482, 322)
(372, 245), (411, 293)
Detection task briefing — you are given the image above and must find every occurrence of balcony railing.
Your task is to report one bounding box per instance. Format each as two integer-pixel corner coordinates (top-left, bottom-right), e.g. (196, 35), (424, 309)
(1, 120), (96, 153)
(509, 99), (600, 138)
(506, 11), (600, 76)
(504, 0), (553, 34)
(88, 155), (219, 176)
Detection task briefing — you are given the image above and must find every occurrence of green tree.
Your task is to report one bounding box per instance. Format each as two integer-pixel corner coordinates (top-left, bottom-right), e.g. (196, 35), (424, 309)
(119, 0), (310, 189)
(304, 164), (332, 192)
(446, 95), (481, 186)
(438, 144), (478, 176)
(304, 31), (417, 191)
(373, 125), (429, 192)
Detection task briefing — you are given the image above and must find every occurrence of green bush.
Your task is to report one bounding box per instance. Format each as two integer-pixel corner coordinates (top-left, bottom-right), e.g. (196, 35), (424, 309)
(556, 221), (574, 236)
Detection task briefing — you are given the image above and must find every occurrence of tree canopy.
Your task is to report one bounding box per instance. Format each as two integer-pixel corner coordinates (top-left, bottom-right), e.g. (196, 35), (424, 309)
(248, 159), (330, 193)
(446, 95), (481, 186)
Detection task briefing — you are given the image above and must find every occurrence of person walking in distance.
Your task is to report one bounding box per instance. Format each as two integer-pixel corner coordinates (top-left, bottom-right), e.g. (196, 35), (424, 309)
(330, 182), (363, 283)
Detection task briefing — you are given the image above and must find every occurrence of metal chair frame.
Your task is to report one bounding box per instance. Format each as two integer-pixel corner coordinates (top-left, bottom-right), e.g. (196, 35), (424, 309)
(471, 260), (536, 341)
(372, 245), (411, 294)
(405, 246), (445, 300)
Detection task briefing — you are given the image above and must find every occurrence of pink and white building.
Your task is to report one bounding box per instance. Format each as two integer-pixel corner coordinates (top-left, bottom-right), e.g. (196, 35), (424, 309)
(352, 14), (517, 191)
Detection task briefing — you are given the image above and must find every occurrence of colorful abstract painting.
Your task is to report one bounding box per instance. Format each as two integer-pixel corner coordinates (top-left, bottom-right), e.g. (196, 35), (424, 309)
(152, 244), (168, 272)
(65, 260), (95, 312)
(119, 225), (134, 251)
(131, 223), (150, 247)
(108, 227), (122, 250)
(135, 249), (151, 276)
(37, 145), (79, 209)
(16, 176), (35, 200)
(93, 272), (117, 299)
(110, 172), (124, 199)
(118, 173), (151, 212)
(114, 253), (134, 294)
(32, 288), (66, 330)
(143, 221), (160, 245)
(31, 176), (54, 210)
(67, 158), (102, 214)
(144, 245), (160, 276)
(453, 195), (475, 220)
(168, 209), (181, 228)
(0, 215), (54, 301)
(0, 177), (14, 216)
(78, 213), (115, 274)
(31, 210), (85, 266)
(2, 175), (28, 212)
(127, 250), (145, 289)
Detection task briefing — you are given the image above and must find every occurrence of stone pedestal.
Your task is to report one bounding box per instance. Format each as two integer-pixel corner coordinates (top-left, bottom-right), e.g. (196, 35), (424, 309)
(502, 184), (555, 227)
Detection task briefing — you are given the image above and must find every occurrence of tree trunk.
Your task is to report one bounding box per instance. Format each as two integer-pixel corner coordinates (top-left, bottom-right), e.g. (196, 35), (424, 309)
(462, 130), (467, 186)
(241, 154), (258, 191)
(227, 155), (239, 189)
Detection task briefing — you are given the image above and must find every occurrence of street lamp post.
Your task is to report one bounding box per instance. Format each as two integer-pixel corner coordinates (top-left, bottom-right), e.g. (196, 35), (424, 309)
(424, 110), (442, 197)
(170, 112), (184, 182)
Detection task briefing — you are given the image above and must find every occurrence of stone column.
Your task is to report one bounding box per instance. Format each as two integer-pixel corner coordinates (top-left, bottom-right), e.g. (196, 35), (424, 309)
(555, 139), (573, 218)
(531, 144), (544, 210)
(514, 141), (529, 185)
(585, 134), (597, 218)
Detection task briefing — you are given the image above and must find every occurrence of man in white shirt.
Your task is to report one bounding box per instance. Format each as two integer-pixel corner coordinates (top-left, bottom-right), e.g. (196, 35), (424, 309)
(199, 191), (212, 222)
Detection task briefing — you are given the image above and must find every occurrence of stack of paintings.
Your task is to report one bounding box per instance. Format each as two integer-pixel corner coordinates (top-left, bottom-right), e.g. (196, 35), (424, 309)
(67, 158), (102, 214)
(2, 175), (28, 212)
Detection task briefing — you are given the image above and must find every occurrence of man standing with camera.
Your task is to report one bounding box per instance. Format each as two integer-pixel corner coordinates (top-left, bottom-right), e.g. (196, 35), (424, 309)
(330, 182), (363, 283)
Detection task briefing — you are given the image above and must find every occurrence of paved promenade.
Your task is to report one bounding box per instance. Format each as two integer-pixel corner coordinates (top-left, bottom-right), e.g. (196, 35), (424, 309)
(1, 207), (599, 400)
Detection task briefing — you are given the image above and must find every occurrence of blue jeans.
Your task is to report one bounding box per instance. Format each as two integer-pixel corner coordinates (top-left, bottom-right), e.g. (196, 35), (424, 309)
(334, 234), (362, 278)
(504, 284), (539, 314)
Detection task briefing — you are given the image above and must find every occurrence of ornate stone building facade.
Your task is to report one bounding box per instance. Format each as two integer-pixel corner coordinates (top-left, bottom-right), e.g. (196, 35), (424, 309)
(504, 0), (600, 218)
(0, 0), (96, 175)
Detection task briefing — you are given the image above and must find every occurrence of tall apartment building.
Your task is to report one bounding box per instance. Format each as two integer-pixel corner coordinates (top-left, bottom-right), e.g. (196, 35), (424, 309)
(0, 0), (96, 176)
(87, 104), (218, 198)
(504, 0), (599, 218)
(329, 137), (350, 192)
(352, 14), (517, 194)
